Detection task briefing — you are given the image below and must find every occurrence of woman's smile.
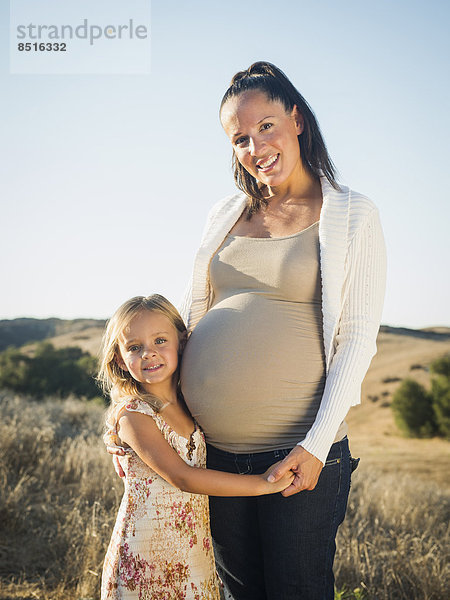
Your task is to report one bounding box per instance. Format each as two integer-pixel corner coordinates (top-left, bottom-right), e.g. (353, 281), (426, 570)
(256, 153), (280, 172)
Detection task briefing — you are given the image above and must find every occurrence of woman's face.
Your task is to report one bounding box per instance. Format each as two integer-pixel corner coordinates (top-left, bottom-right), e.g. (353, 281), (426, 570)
(220, 90), (303, 189)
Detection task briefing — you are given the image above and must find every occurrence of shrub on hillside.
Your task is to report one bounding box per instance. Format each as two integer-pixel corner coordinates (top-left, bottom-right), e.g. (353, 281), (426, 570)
(430, 356), (450, 439)
(430, 356), (450, 378)
(432, 385), (450, 439)
(391, 379), (436, 437)
(391, 355), (450, 439)
(0, 342), (101, 399)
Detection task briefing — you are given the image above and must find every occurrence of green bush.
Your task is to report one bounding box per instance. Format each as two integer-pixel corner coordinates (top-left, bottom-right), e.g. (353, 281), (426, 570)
(430, 356), (450, 439)
(430, 356), (450, 379)
(392, 355), (450, 439)
(392, 379), (436, 437)
(0, 342), (101, 399)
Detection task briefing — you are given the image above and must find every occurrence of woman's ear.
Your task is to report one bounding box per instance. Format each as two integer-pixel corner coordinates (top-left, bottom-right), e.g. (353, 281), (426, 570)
(292, 105), (304, 135)
(115, 352), (128, 372)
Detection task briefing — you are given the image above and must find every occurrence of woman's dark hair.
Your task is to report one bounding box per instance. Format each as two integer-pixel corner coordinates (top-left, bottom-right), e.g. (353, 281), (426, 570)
(220, 61), (339, 217)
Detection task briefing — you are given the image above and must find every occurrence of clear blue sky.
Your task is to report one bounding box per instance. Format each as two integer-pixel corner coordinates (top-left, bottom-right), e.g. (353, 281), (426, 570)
(1, 0), (449, 328)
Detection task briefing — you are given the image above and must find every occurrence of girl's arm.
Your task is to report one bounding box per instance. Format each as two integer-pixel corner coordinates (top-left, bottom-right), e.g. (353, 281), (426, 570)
(117, 411), (293, 496)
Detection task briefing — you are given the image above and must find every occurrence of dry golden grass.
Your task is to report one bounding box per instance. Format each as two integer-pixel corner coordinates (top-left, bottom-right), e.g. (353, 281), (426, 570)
(0, 392), (449, 600)
(335, 471), (449, 599)
(0, 393), (119, 600)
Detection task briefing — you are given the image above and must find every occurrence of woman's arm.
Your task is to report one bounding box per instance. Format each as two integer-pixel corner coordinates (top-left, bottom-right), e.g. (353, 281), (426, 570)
(118, 411), (294, 496)
(268, 208), (386, 494)
(300, 208), (386, 462)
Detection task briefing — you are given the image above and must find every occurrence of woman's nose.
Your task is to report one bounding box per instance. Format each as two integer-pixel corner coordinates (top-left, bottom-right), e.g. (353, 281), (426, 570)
(248, 136), (263, 157)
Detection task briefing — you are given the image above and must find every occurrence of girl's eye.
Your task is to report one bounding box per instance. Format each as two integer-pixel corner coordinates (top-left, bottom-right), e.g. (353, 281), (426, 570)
(155, 338), (167, 345)
(260, 122), (272, 131)
(128, 345), (140, 352)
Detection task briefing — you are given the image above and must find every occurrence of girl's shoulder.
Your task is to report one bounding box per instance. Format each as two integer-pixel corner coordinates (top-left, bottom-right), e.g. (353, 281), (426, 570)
(120, 397), (157, 418)
(103, 397), (160, 449)
(119, 398), (172, 436)
(108, 396), (158, 424)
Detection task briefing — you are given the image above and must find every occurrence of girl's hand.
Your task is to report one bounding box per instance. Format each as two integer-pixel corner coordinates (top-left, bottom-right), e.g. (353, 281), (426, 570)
(106, 445), (126, 478)
(261, 461), (294, 493)
(265, 446), (323, 496)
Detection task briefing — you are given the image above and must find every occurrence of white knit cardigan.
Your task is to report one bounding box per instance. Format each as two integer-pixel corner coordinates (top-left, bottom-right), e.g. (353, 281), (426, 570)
(179, 177), (387, 464)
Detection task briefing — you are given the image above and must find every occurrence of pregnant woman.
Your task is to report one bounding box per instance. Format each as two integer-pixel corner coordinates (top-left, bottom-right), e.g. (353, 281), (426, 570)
(179, 61), (386, 599)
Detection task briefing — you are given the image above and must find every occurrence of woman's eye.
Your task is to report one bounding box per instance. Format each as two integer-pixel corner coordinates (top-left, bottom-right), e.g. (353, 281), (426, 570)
(155, 338), (167, 345)
(234, 136), (247, 146)
(260, 122), (272, 131)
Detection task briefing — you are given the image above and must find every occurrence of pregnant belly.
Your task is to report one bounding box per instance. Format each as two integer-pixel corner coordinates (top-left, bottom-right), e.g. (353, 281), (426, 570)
(180, 293), (325, 449)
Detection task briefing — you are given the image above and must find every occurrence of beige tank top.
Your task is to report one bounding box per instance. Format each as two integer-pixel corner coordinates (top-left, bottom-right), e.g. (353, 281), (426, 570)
(181, 222), (347, 452)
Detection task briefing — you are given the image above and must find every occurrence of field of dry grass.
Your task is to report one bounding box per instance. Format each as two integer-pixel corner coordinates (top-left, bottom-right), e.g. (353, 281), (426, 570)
(0, 390), (449, 600)
(1, 325), (449, 599)
(0, 394), (117, 600)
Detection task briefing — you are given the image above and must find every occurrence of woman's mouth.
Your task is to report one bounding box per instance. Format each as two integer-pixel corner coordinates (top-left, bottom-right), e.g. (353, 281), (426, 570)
(256, 153), (279, 172)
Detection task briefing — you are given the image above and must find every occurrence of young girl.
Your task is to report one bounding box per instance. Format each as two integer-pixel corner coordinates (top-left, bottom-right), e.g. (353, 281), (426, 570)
(98, 294), (294, 600)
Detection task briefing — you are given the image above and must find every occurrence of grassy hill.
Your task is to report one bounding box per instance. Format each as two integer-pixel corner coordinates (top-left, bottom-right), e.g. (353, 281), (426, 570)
(0, 317), (105, 352)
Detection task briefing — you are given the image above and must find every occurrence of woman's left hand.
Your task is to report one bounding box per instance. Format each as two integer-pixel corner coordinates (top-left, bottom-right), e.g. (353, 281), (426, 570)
(266, 446), (323, 496)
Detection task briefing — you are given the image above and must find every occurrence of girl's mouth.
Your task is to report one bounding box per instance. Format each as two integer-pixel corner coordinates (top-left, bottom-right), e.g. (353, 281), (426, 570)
(144, 364), (163, 372)
(256, 153), (279, 172)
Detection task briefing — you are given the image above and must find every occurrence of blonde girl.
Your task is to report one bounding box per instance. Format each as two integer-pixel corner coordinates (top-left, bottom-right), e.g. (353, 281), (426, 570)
(98, 294), (293, 600)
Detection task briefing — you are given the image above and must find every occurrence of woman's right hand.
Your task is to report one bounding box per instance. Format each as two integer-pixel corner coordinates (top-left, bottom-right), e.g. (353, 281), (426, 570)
(107, 445), (126, 478)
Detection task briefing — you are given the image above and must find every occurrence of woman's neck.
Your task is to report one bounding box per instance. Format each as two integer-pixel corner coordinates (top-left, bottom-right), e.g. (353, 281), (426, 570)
(263, 164), (321, 208)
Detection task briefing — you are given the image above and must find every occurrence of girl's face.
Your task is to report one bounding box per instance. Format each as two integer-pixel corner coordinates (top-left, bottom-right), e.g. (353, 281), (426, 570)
(116, 310), (181, 396)
(220, 90), (303, 190)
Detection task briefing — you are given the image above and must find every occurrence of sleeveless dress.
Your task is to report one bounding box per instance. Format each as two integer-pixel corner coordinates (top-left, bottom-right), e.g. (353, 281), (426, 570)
(101, 398), (220, 600)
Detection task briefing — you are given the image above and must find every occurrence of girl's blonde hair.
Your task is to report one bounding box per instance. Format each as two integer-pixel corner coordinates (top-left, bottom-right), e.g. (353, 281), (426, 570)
(97, 294), (187, 413)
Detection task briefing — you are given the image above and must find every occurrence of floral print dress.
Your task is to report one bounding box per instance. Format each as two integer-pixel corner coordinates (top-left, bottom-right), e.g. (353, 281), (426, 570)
(101, 398), (220, 600)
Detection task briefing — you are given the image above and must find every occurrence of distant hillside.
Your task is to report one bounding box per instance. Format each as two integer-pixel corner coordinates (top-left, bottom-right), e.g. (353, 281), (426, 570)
(0, 317), (106, 352)
(1, 319), (449, 356)
(379, 325), (450, 341)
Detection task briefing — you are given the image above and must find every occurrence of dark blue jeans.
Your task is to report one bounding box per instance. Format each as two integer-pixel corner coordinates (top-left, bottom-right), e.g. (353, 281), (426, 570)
(207, 438), (355, 600)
